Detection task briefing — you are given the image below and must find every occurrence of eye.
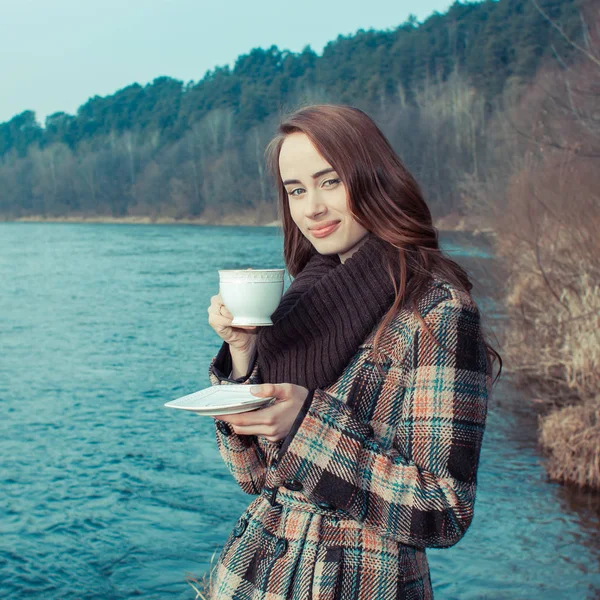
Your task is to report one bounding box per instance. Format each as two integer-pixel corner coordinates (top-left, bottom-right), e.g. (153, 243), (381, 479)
(287, 187), (305, 197)
(322, 178), (341, 188)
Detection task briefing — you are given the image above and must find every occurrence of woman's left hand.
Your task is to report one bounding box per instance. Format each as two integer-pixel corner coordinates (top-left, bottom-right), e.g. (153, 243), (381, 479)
(213, 383), (309, 442)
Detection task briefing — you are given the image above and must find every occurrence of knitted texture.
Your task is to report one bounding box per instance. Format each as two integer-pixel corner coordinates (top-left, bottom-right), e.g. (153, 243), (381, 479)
(208, 278), (491, 600)
(256, 234), (397, 390)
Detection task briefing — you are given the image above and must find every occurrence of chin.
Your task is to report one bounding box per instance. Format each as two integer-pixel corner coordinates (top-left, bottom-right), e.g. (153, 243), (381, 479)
(309, 238), (347, 256)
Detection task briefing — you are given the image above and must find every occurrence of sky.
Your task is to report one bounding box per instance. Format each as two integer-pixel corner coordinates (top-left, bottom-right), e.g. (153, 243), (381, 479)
(0, 0), (455, 125)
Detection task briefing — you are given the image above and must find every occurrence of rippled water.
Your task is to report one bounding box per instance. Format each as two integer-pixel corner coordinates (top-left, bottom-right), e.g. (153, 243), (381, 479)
(1, 223), (598, 600)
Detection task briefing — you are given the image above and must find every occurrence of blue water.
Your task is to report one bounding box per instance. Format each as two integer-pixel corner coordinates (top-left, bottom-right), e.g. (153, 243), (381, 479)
(1, 223), (598, 600)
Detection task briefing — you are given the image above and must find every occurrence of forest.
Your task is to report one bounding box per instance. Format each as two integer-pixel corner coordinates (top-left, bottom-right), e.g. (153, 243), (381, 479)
(0, 0), (584, 222)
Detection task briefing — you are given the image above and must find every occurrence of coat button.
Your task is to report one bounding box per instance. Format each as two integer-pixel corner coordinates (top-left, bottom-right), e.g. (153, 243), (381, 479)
(283, 479), (303, 491)
(318, 501), (335, 510)
(233, 517), (247, 537)
(274, 539), (288, 558)
(216, 420), (231, 436)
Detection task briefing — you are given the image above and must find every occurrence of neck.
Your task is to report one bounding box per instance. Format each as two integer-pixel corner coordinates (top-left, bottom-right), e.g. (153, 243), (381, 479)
(338, 234), (370, 264)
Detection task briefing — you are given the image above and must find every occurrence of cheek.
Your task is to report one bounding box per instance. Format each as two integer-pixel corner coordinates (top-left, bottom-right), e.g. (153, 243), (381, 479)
(344, 208), (368, 242)
(333, 190), (364, 235)
(332, 188), (350, 213)
(350, 219), (368, 237)
(288, 201), (304, 230)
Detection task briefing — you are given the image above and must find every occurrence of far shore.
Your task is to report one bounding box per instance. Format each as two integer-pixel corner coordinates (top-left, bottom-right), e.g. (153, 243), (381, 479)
(1, 213), (495, 234)
(2, 214), (282, 227)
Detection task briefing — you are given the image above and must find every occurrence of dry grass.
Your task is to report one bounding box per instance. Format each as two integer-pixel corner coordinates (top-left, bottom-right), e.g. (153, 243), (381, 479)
(539, 396), (600, 489)
(500, 245), (600, 405)
(185, 551), (219, 599)
(185, 575), (210, 600)
(494, 152), (600, 490)
(497, 155), (600, 394)
(491, 31), (600, 489)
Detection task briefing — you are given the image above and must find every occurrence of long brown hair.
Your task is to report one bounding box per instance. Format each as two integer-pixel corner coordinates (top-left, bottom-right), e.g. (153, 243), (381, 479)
(266, 104), (501, 378)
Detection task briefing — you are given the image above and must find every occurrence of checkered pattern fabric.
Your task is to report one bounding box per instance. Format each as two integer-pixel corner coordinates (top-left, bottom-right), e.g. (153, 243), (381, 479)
(208, 279), (491, 599)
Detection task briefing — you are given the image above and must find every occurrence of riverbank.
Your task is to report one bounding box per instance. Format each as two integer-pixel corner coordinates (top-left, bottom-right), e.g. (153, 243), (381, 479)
(539, 396), (600, 490)
(3, 214), (282, 227)
(493, 202), (600, 491)
(1, 211), (494, 233)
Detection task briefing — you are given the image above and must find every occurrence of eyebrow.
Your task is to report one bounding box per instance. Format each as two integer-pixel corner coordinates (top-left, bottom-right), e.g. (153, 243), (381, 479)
(282, 168), (336, 186)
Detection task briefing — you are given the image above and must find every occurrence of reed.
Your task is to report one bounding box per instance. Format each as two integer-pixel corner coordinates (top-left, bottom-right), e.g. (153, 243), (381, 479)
(185, 551), (218, 599)
(538, 396), (600, 490)
(494, 140), (600, 490)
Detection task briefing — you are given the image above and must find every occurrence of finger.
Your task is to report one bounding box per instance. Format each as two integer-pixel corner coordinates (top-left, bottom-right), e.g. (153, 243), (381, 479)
(232, 424), (279, 439)
(250, 383), (290, 399)
(209, 321), (230, 334)
(250, 383), (274, 398)
(213, 413), (238, 424)
(220, 305), (234, 319)
(208, 302), (226, 317)
(208, 314), (234, 329)
(210, 313), (233, 325)
(208, 320), (231, 336)
(210, 298), (227, 312)
(218, 409), (274, 427)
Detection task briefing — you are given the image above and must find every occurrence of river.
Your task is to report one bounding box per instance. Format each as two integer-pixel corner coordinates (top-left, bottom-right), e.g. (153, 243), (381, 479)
(1, 223), (598, 599)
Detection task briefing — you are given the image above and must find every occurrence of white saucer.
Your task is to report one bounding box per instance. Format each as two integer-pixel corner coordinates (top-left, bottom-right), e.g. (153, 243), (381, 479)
(164, 385), (275, 416)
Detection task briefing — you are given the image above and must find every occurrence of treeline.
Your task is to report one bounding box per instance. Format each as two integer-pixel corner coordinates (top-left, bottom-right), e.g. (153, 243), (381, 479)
(0, 0), (584, 220)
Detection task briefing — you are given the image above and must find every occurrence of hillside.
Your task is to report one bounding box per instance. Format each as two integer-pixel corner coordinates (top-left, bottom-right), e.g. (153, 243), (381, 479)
(0, 0), (584, 221)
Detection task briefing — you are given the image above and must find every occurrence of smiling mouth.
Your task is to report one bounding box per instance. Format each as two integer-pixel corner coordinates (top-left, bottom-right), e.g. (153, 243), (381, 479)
(309, 221), (341, 239)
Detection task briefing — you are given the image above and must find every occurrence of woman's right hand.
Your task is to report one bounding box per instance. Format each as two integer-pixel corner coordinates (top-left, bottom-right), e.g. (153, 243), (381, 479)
(207, 293), (258, 355)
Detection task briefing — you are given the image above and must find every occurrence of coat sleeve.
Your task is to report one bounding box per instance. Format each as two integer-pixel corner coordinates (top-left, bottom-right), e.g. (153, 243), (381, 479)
(276, 296), (490, 548)
(208, 343), (280, 495)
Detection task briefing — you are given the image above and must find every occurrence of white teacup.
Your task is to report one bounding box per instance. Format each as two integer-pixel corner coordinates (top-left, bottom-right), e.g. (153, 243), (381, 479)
(219, 269), (285, 326)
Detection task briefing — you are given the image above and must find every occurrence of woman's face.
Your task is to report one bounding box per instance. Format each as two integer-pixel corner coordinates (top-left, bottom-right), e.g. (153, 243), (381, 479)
(279, 132), (369, 262)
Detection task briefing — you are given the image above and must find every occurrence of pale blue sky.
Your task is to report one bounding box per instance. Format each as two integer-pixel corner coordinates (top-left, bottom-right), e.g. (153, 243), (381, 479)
(0, 0), (457, 124)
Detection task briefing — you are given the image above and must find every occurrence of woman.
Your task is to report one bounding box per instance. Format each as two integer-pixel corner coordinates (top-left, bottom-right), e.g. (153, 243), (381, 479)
(206, 104), (499, 599)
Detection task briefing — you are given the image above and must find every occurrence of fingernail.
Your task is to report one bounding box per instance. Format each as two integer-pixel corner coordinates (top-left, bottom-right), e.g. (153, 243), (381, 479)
(250, 385), (260, 395)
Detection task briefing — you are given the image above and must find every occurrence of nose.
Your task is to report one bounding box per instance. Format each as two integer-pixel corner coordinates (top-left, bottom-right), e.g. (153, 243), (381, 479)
(304, 190), (326, 219)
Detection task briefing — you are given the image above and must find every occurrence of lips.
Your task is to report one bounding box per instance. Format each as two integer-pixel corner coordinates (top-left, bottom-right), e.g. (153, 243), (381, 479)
(309, 221), (341, 239)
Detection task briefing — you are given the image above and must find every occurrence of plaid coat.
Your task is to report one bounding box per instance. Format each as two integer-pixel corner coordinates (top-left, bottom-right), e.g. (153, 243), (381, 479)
(208, 278), (491, 599)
